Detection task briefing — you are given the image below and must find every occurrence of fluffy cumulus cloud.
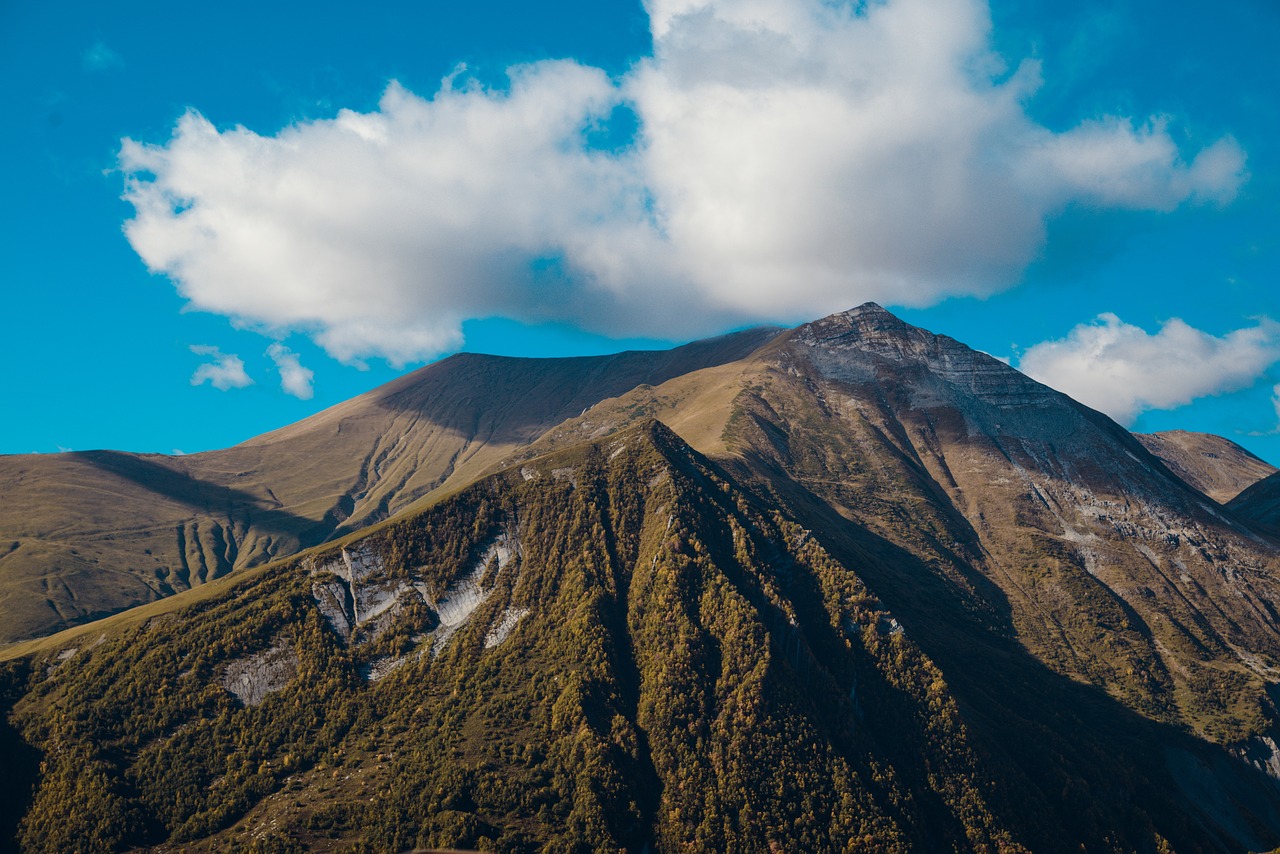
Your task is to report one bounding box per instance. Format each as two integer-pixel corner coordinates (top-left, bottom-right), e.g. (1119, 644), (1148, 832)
(189, 345), (253, 390)
(121, 0), (1246, 365)
(266, 343), (315, 399)
(1018, 314), (1280, 425)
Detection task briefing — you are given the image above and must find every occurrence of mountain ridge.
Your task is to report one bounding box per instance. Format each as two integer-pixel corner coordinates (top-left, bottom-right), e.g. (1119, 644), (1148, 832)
(1136, 430), (1277, 504)
(5, 303), (1280, 850)
(0, 326), (782, 643)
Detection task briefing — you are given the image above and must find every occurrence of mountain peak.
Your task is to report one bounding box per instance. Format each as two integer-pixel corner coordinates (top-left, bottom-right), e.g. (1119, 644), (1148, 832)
(785, 302), (1063, 416)
(793, 302), (934, 354)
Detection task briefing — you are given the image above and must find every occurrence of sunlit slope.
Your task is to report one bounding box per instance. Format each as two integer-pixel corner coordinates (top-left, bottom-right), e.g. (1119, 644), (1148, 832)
(6, 421), (1278, 852)
(0, 328), (780, 643)
(1136, 429), (1277, 504)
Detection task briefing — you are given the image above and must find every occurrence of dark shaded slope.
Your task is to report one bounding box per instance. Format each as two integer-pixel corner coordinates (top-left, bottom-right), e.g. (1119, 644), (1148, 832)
(0, 327), (781, 643)
(1230, 471), (1280, 536)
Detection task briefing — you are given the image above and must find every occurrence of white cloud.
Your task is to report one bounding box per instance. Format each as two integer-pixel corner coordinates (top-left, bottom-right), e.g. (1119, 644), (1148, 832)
(83, 41), (123, 71)
(1018, 314), (1280, 425)
(189, 345), (253, 390)
(120, 0), (1246, 365)
(266, 343), (315, 399)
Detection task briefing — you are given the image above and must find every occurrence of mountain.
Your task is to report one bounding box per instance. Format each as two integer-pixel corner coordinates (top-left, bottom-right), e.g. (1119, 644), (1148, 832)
(0, 327), (780, 643)
(4, 420), (1280, 853)
(1136, 430), (1277, 503)
(4, 303), (1280, 851)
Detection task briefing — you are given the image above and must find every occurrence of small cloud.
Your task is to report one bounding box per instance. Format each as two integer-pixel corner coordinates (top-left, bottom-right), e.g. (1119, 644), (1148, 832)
(172, 449), (187, 456)
(190, 345), (252, 390)
(56, 445), (73, 453)
(1018, 314), (1280, 425)
(266, 343), (314, 399)
(83, 41), (123, 72)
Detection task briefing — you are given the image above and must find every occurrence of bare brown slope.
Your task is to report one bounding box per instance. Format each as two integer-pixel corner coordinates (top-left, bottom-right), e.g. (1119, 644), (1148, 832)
(0, 327), (781, 643)
(1136, 429), (1276, 503)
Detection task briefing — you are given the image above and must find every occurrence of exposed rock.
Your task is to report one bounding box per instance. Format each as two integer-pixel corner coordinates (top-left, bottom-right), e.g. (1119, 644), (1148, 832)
(427, 535), (517, 657)
(311, 579), (352, 638)
(307, 534), (520, 660)
(484, 607), (530, 649)
(359, 655), (408, 683)
(222, 643), (298, 706)
(1235, 735), (1280, 781)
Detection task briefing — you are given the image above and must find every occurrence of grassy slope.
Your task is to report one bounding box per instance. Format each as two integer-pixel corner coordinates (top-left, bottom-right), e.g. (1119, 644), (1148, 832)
(0, 328), (781, 644)
(1136, 430), (1277, 504)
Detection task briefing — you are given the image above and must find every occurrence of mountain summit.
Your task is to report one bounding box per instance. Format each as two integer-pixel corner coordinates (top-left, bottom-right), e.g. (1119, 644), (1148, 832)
(4, 305), (1280, 851)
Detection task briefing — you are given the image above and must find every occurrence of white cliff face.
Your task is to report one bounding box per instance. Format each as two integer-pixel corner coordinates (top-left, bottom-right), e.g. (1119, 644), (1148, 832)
(307, 534), (523, 676)
(427, 535), (518, 658)
(312, 579), (352, 637)
(484, 607), (530, 649)
(222, 643), (298, 706)
(1236, 735), (1280, 781)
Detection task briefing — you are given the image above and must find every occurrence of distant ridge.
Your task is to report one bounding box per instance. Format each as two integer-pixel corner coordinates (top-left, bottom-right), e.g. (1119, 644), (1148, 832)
(1136, 429), (1276, 503)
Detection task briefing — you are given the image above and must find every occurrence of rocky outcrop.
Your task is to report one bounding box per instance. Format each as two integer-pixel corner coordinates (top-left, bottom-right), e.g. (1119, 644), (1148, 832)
(221, 643), (298, 706)
(308, 535), (521, 670)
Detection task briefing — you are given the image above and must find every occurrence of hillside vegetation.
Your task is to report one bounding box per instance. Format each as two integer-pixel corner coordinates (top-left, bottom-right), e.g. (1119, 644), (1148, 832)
(7, 422), (1278, 851)
(5, 305), (1280, 851)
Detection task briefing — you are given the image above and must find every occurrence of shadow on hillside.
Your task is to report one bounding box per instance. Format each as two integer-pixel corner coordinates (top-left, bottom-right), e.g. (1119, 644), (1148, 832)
(728, 451), (1280, 854)
(361, 327), (782, 445)
(0, 661), (39, 854)
(77, 450), (335, 547)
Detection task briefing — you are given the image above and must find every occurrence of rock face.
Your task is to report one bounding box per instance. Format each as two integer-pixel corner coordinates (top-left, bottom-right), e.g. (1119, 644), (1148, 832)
(1137, 430), (1277, 503)
(308, 536), (522, 672)
(221, 643), (298, 707)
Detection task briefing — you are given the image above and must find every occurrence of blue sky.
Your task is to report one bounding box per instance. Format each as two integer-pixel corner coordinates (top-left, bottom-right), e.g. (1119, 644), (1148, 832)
(3, 0), (1279, 465)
